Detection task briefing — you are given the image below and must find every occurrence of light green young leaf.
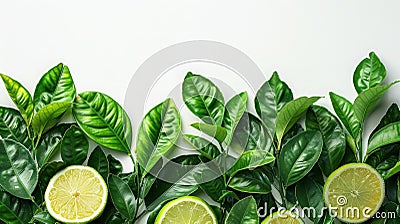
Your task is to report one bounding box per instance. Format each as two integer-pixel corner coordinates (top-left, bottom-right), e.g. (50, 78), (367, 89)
(368, 121), (400, 155)
(223, 92), (248, 145)
(353, 52), (386, 94)
(329, 92), (361, 138)
(32, 102), (70, 137)
(190, 122), (227, 143)
(229, 150), (275, 178)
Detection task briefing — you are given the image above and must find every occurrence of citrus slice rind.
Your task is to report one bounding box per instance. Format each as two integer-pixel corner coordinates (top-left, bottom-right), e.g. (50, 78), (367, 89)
(155, 196), (217, 224)
(323, 163), (385, 223)
(261, 211), (304, 224)
(45, 165), (108, 223)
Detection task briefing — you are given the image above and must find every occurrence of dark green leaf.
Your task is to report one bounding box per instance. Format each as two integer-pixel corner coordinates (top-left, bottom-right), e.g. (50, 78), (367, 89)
(33, 211), (57, 224)
(366, 144), (399, 168)
(190, 122), (227, 143)
(0, 74), (34, 125)
(140, 174), (156, 199)
(276, 96), (321, 148)
(255, 71), (293, 137)
(135, 98), (181, 176)
(38, 161), (67, 195)
(385, 176), (398, 203)
(282, 122), (304, 145)
(228, 168), (271, 194)
(225, 196), (258, 224)
(72, 91), (132, 153)
(329, 92), (361, 138)
(95, 202), (126, 224)
(218, 190), (240, 201)
(278, 131), (323, 186)
(368, 122), (400, 155)
(371, 103), (400, 138)
(182, 72), (225, 125)
(146, 203), (164, 224)
(32, 102), (70, 137)
(229, 150), (275, 177)
(296, 176), (324, 222)
(340, 137), (359, 165)
(33, 63), (76, 112)
(88, 146), (109, 180)
(108, 174), (136, 221)
(0, 191), (34, 224)
(0, 107), (30, 149)
(198, 176), (225, 202)
(353, 52), (386, 94)
(383, 162), (400, 180)
(0, 139), (38, 199)
(306, 105), (346, 176)
(223, 92), (248, 145)
(183, 134), (220, 160)
(60, 125), (89, 165)
(108, 154), (123, 175)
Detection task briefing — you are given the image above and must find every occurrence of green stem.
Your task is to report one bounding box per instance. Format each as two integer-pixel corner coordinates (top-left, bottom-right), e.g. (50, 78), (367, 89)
(128, 152), (142, 221)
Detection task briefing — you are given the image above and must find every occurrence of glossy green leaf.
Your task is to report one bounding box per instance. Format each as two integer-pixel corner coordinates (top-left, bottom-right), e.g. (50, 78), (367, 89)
(371, 103), (400, 138)
(282, 122), (303, 145)
(0, 107), (30, 149)
(35, 123), (71, 167)
(146, 203), (164, 224)
(190, 122), (227, 143)
(135, 98), (181, 176)
(88, 146), (109, 180)
(385, 176), (398, 203)
(183, 134), (220, 160)
(72, 91), (132, 153)
(38, 161), (66, 195)
(225, 196), (258, 224)
(368, 122), (400, 155)
(229, 150), (275, 177)
(296, 176), (324, 222)
(0, 191), (34, 224)
(108, 174), (136, 221)
(218, 190), (240, 202)
(383, 162), (400, 180)
(353, 52), (386, 94)
(255, 72), (293, 137)
(198, 176), (225, 202)
(33, 211), (57, 224)
(0, 139), (38, 199)
(0, 74), (34, 125)
(366, 144), (399, 168)
(182, 72), (225, 125)
(276, 96), (321, 148)
(306, 105), (346, 176)
(354, 81), (399, 124)
(228, 168), (271, 194)
(33, 63), (76, 112)
(96, 202), (126, 224)
(329, 92), (361, 138)
(60, 125), (89, 165)
(108, 154), (123, 175)
(223, 92), (248, 145)
(32, 102), (70, 137)
(278, 131), (323, 186)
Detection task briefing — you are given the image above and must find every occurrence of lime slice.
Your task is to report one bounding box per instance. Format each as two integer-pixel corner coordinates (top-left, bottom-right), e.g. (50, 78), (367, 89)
(261, 211), (304, 224)
(323, 163), (385, 223)
(45, 165), (108, 223)
(155, 196), (217, 224)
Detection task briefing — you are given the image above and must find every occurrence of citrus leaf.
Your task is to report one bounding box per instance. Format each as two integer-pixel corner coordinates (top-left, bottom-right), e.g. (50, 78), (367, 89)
(108, 174), (136, 221)
(183, 134), (220, 160)
(31, 102), (70, 137)
(329, 92), (361, 138)
(225, 196), (259, 224)
(190, 122), (227, 143)
(368, 122), (400, 155)
(60, 125), (89, 165)
(296, 176), (324, 222)
(228, 168), (271, 194)
(370, 103), (400, 138)
(38, 161), (67, 196)
(88, 146), (109, 180)
(229, 150), (275, 177)
(353, 52), (386, 94)
(0, 107), (30, 149)
(33, 211), (57, 224)
(107, 154), (123, 175)
(223, 92), (248, 145)
(0, 191), (34, 224)
(72, 91), (132, 153)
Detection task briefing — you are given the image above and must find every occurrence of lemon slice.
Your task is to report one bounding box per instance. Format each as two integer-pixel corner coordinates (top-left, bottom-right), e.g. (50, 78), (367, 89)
(45, 165), (108, 223)
(323, 163), (385, 223)
(261, 211), (304, 224)
(155, 196), (217, 224)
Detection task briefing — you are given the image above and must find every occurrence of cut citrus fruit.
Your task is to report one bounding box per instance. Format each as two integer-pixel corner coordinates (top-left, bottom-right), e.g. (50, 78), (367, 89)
(155, 196), (217, 224)
(261, 211), (304, 224)
(45, 165), (108, 223)
(323, 163), (385, 223)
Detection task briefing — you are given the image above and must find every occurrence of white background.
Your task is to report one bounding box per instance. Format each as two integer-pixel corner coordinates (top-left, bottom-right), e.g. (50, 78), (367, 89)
(1, 1), (400, 223)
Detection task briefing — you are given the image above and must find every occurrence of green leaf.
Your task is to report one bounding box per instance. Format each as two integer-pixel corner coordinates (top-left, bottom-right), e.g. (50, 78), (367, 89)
(60, 125), (89, 165)
(135, 98), (181, 176)
(225, 196), (259, 224)
(228, 168), (271, 194)
(329, 92), (361, 138)
(88, 146), (109, 180)
(383, 162), (400, 180)
(183, 134), (220, 160)
(190, 122), (227, 143)
(198, 176), (225, 202)
(296, 176), (324, 222)
(282, 122), (304, 145)
(96, 202), (126, 224)
(32, 102), (71, 137)
(0, 191), (34, 224)
(38, 161), (66, 196)
(229, 150), (275, 177)
(108, 154), (123, 175)
(275, 96), (321, 148)
(306, 106), (346, 176)
(0, 107), (30, 149)
(218, 190), (240, 201)
(371, 103), (400, 138)
(108, 174), (136, 221)
(0, 74), (34, 126)
(35, 123), (71, 167)
(385, 176), (398, 203)
(72, 91), (132, 153)
(182, 72), (225, 125)
(278, 131), (323, 186)
(255, 71), (293, 137)
(0, 139), (38, 199)
(353, 52), (386, 94)
(368, 122), (400, 155)
(223, 92), (248, 145)
(146, 203), (165, 224)
(33, 211), (57, 224)
(33, 63), (76, 112)
(354, 81), (399, 124)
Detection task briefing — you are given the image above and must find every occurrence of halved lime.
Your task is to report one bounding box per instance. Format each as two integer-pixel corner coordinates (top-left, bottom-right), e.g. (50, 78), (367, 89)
(45, 165), (108, 223)
(323, 163), (385, 223)
(155, 196), (217, 224)
(261, 211), (304, 224)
